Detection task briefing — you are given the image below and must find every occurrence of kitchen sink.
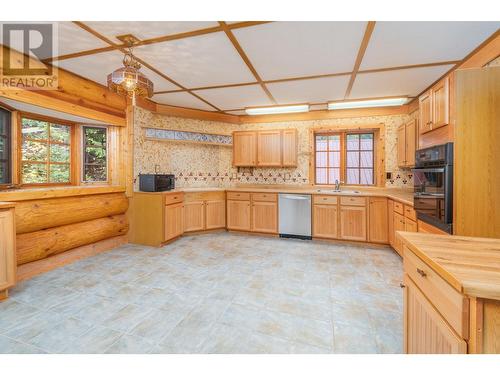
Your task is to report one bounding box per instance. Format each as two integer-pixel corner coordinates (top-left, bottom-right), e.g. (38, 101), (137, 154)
(315, 189), (361, 194)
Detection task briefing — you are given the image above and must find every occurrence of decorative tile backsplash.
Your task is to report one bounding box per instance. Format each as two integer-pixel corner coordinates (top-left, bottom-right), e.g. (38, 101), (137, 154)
(134, 107), (416, 189)
(144, 127), (232, 146)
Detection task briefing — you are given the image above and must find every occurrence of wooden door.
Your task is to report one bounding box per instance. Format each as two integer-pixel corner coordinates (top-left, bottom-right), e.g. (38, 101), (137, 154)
(419, 91), (432, 134)
(388, 199), (395, 248)
(205, 200), (226, 229)
(184, 201), (205, 232)
(0, 209), (16, 295)
(313, 204), (338, 239)
(432, 77), (449, 129)
(405, 119), (417, 167)
(368, 197), (388, 244)
(282, 129), (297, 167)
(251, 201), (278, 233)
(164, 202), (184, 242)
(404, 276), (467, 354)
(257, 130), (282, 166)
(393, 212), (405, 255)
(339, 205), (367, 241)
(405, 218), (418, 233)
(233, 131), (257, 166)
(397, 124), (406, 167)
(227, 199), (251, 231)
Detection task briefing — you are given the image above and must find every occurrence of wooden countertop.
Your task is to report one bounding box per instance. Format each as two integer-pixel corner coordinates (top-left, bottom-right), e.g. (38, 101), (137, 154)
(0, 201), (15, 209)
(398, 232), (500, 301)
(134, 185), (414, 205)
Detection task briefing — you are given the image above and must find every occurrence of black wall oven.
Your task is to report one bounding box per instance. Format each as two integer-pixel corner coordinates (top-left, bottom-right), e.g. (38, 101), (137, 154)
(413, 143), (453, 233)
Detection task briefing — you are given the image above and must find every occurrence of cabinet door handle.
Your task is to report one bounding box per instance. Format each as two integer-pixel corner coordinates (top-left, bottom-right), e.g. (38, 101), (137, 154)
(399, 282), (406, 288)
(416, 268), (427, 277)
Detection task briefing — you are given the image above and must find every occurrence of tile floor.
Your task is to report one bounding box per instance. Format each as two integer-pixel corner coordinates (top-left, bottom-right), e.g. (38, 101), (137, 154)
(0, 233), (403, 354)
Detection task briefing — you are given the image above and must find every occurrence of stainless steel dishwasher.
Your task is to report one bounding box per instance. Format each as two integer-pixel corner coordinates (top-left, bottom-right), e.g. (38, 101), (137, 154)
(278, 193), (312, 240)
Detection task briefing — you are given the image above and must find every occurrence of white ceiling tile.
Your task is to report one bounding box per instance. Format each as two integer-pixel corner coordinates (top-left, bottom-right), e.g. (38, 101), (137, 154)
(56, 22), (109, 57)
(153, 92), (216, 111)
(193, 84), (273, 110)
(233, 21), (366, 80)
(361, 21), (500, 70)
(350, 65), (455, 99)
(83, 21), (219, 43)
(134, 32), (255, 87)
(57, 50), (180, 91)
(267, 75), (350, 105)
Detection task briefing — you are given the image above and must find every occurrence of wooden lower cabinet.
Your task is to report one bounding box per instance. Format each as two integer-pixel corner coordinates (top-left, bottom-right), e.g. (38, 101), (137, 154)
(184, 201), (205, 232)
(205, 200), (226, 229)
(165, 202), (184, 242)
(404, 275), (467, 354)
(313, 204), (338, 239)
(368, 197), (388, 243)
(251, 201), (278, 234)
(405, 218), (418, 232)
(227, 199), (251, 231)
(388, 199), (395, 247)
(393, 212), (406, 255)
(0, 207), (16, 300)
(339, 205), (367, 241)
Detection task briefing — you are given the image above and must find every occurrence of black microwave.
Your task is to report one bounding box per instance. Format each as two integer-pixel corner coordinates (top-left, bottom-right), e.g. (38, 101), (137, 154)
(139, 174), (175, 192)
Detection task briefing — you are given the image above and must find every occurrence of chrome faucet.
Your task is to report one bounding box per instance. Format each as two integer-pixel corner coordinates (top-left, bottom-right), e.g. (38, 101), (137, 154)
(334, 179), (343, 191)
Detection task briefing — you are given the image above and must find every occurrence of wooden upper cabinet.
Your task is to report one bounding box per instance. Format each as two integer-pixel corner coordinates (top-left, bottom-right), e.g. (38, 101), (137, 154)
(0, 208), (16, 299)
(432, 77), (450, 129)
(233, 129), (297, 168)
(419, 76), (450, 135)
(404, 275), (467, 354)
(397, 124), (406, 167)
(257, 130), (282, 166)
(282, 129), (298, 167)
(233, 131), (257, 166)
(405, 119), (417, 167)
(368, 197), (388, 244)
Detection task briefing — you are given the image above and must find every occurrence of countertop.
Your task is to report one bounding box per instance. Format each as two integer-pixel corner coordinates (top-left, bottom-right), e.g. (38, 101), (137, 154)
(397, 232), (500, 301)
(0, 201), (16, 209)
(143, 185), (415, 206)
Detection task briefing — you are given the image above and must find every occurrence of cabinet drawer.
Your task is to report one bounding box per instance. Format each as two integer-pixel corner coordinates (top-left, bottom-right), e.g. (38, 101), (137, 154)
(394, 201), (404, 215)
(227, 191), (250, 201)
(340, 196), (366, 206)
(404, 205), (417, 221)
(251, 193), (277, 202)
(313, 195), (338, 205)
(164, 193), (184, 206)
(404, 247), (469, 339)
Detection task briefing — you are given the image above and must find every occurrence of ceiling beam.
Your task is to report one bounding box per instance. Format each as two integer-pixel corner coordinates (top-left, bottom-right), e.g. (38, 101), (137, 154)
(218, 21), (277, 104)
(344, 21), (376, 99)
(49, 21), (272, 63)
(71, 21), (223, 112)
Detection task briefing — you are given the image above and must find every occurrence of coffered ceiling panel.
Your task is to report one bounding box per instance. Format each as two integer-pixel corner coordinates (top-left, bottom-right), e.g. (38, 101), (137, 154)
(57, 22), (109, 57)
(267, 75), (350, 105)
(233, 22), (366, 80)
(134, 32), (255, 88)
(361, 21), (499, 70)
(350, 64), (455, 99)
(193, 84), (273, 110)
(152, 92), (216, 111)
(83, 21), (219, 43)
(57, 51), (180, 91)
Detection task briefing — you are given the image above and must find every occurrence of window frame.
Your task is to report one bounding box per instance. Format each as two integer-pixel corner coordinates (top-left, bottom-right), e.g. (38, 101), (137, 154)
(19, 112), (75, 187)
(0, 107), (12, 186)
(313, 129), (378, 187)
(81, 125), (109, 184)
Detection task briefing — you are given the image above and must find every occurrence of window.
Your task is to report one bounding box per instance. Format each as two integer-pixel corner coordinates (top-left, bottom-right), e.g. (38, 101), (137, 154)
(21, 117), (72, 184)
(83, 126), (107, 182)
(315, 132), (375, 185)
(0, 108), (11, 184)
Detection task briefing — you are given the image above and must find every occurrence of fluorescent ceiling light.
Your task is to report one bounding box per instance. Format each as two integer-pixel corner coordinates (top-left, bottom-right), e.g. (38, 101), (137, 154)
(245, 104), (309, 115)
(328, 97), (408, 110)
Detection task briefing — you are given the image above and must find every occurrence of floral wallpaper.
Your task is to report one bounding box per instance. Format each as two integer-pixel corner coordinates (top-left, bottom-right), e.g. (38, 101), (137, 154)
(133, 107), (415, 190)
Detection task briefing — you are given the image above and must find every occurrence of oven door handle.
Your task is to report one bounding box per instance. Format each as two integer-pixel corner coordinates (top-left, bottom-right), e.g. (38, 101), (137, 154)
(415, 193), (445, 198)
(412, 167), (446, 173)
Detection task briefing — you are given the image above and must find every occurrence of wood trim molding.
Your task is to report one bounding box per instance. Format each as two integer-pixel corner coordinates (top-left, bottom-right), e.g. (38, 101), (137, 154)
(0, 185), (125, 202)
(218, 21), (277, 104)
(155, 103), (240, 124)
(345, 21), (376, 99)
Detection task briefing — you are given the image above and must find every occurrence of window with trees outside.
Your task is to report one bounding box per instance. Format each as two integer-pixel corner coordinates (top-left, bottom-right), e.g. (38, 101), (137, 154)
(315, 132), (374, 185)
(21, 117), (72, 184)
(0, 108), (11, 185)
(83, 126), (108, 182)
